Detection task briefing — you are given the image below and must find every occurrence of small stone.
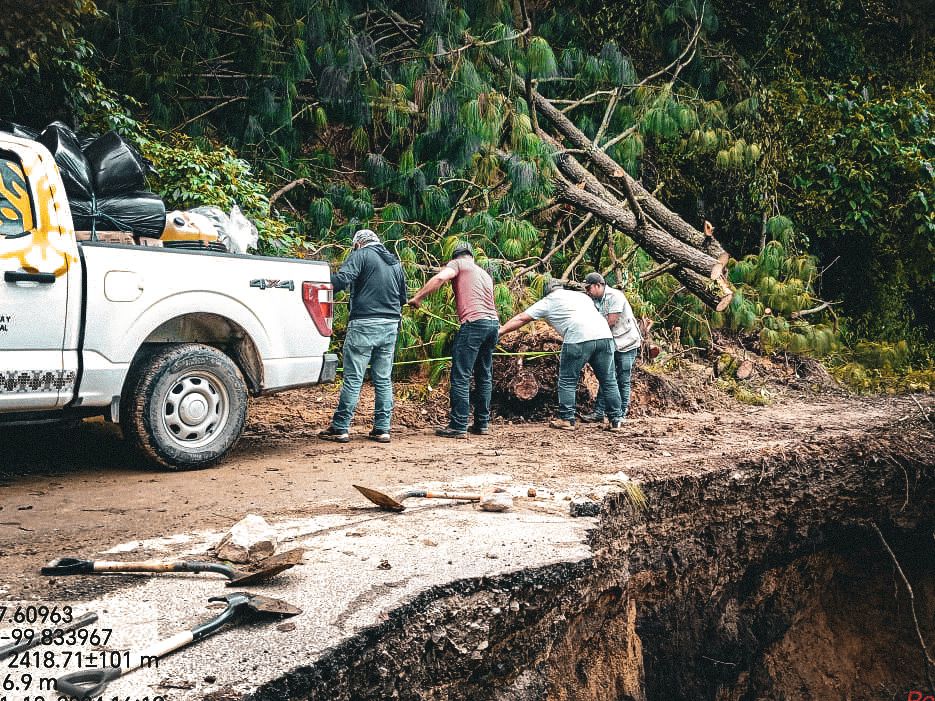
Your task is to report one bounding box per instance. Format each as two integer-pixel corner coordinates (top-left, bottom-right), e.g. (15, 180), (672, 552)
(215, 514), (277, 564)
(377, 559), (392, 570)
(421, 538), (438, 547)
(527, 487), (537, 497)
(569, 497), (601, 518)
(277, 622), (296, 633)
(479, 491), (513, 512)
(158, 677), (195, 690)
(204, 675), (217, 684)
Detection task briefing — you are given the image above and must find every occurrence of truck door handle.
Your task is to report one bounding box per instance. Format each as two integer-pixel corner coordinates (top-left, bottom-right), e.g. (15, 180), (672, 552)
(4, 270), (56, 284)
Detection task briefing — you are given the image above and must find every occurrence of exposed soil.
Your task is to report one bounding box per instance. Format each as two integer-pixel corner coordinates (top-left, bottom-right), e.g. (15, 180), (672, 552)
(1, 359), (933, 700)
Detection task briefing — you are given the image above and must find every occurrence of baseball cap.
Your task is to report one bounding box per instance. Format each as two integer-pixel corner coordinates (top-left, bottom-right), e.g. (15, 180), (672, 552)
(452, 241), (474, 258)
(583, 271), (605, 286)
(541, 276), (564, 298)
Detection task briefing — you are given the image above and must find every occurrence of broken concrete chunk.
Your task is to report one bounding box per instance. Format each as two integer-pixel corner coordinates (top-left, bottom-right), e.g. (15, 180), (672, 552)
(215, 514), (277, 564)
(569, 497), (601, 517)
(479, 491), (513, 512)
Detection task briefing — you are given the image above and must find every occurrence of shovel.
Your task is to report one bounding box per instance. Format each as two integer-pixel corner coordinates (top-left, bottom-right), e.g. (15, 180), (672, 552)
(354, 484), (481, 512)
(55, 592), (301, 700)
(40, 547), (304, 586)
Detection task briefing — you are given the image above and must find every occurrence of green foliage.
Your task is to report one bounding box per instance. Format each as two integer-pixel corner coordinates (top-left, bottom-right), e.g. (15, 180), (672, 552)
(770, 80), (935, 339)
(139, 131), (291, 251)
(4, 0), (929, 380)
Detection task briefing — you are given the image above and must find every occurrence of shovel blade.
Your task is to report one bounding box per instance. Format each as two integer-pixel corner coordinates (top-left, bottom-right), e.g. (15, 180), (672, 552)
(354, 484), (405, 512)
(236, 593), (302, 617)
(226, 548), (305, 586)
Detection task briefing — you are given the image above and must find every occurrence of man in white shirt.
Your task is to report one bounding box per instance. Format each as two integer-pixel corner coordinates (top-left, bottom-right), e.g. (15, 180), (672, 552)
(498, 280), (624, 431)
(582, 272), (642, 422)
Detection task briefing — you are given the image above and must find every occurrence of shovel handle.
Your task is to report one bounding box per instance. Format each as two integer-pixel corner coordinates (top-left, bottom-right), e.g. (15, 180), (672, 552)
(54, 596), (247, 699)
(55, 666), (121, 701)
(42, 557), (234, 579)
(0, 612), (98, 661)
(422, 491), (481, 501)
(55, 631), (194, 699)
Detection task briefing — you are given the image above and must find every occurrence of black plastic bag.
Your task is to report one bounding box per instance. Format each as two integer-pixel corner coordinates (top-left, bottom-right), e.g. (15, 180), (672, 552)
(0, 121), (39, 140)
(38, 121), (94, 199)
(83, 131), (148, 196)
(71, 191), (166, 239)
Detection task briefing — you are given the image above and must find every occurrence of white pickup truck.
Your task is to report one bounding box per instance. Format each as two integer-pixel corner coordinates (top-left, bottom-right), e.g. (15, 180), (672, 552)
(0, 132), (337, 469)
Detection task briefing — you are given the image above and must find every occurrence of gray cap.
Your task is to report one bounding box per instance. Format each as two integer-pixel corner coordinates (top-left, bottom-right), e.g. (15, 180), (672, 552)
(352, 229), (380, 247)
(452, 241), (474, 258)
(541, 277), (564, 298)
(583, 271), (605, 286)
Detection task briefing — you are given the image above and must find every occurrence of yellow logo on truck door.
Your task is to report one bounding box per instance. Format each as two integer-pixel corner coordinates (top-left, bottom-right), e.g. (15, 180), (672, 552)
(0, 138), (77, 277)
(0, 158), (34, 235)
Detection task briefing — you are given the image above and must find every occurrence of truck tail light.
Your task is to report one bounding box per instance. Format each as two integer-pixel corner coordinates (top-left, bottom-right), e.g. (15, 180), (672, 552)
(302, 282), (333, 337)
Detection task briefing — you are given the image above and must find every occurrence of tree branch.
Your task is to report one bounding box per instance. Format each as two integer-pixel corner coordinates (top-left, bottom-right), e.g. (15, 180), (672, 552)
(870, 522), (935, 688)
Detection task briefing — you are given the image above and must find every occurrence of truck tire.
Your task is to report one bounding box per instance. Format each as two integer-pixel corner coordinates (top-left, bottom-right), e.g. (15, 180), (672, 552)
(121, 343), (248, 470)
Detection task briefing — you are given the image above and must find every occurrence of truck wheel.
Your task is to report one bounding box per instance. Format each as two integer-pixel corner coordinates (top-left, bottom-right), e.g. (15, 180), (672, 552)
(121, 343), (247, 470)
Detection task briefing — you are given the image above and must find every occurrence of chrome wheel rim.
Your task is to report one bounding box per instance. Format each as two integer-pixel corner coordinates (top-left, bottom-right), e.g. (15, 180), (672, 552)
(162, 371), (230, 449)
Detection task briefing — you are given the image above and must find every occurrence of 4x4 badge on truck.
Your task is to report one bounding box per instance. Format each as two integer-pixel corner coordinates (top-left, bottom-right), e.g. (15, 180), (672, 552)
(250, 279), (295, 291)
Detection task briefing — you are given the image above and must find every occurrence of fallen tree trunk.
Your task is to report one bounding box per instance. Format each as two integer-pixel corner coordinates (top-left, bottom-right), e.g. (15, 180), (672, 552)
(530, 88), (731, 263)
(485, 49), (734, 309)
(554, 178), (728, 308)
(550, 140), (731, 308)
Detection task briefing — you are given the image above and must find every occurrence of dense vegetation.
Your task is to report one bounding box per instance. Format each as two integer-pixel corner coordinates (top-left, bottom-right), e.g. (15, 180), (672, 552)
(1, 0), (932, 389)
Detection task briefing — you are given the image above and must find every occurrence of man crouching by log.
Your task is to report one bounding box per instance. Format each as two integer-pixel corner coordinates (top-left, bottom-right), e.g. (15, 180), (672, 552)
(498, 279), (626, 432)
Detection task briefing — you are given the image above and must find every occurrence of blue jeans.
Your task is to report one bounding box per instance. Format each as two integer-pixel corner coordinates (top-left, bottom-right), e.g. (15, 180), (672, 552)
(331, 318), (399, 432)
(449, 318), (499, 431)
(594, 347), (639, 418)
(558, 339), (622, 421)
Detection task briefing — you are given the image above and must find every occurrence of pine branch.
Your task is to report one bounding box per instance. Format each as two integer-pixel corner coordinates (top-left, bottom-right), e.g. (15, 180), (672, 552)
(561, 224), (600, 280)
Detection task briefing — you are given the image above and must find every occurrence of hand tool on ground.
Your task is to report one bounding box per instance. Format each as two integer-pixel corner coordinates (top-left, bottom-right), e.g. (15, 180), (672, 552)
(354, 484), (481, 512)
(55, 592), (301, 700)
(0, 611), (98, 660)
(40, 547), (304, 586)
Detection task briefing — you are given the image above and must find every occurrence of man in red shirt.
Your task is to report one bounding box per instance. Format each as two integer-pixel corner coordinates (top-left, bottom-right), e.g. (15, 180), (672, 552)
(408, 242), (500, 438)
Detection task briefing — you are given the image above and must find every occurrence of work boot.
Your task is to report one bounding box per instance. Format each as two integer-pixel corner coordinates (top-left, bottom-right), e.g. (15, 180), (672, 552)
(368, 429), (391, 443)
(435, 426), (467, 439)
(605, 418), (627, 432)
(549, 418), (576, 431)
(318, 426), (350, 443)
(579, 411), (605, 423)
(468, 424), (489, 435)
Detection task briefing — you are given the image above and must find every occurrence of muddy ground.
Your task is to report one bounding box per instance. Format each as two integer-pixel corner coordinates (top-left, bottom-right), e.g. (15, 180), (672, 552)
(1, 365), (933, 700)
(0, 372), (927, 602)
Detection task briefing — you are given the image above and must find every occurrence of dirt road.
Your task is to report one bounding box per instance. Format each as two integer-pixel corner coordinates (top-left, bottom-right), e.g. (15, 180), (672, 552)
(2, 386), (929, 602)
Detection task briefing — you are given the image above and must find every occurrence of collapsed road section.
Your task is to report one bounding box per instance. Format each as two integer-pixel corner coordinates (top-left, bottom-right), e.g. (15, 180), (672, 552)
(249, 416), (934, 701)
(2, 402), (932, 701)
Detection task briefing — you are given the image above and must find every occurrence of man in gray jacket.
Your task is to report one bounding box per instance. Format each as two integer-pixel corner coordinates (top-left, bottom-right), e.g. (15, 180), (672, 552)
(319, 229), (407, 443)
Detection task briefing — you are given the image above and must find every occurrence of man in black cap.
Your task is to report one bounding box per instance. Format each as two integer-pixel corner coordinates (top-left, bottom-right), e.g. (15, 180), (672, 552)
(319, 229), (408, 443)
(582, 271), (642, 422)
(408, 241), (500, 438)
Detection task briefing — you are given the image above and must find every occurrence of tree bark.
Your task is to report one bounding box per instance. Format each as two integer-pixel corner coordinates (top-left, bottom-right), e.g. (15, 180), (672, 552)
(553, 177), (720, 279)
(529, 88), (730, 262)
